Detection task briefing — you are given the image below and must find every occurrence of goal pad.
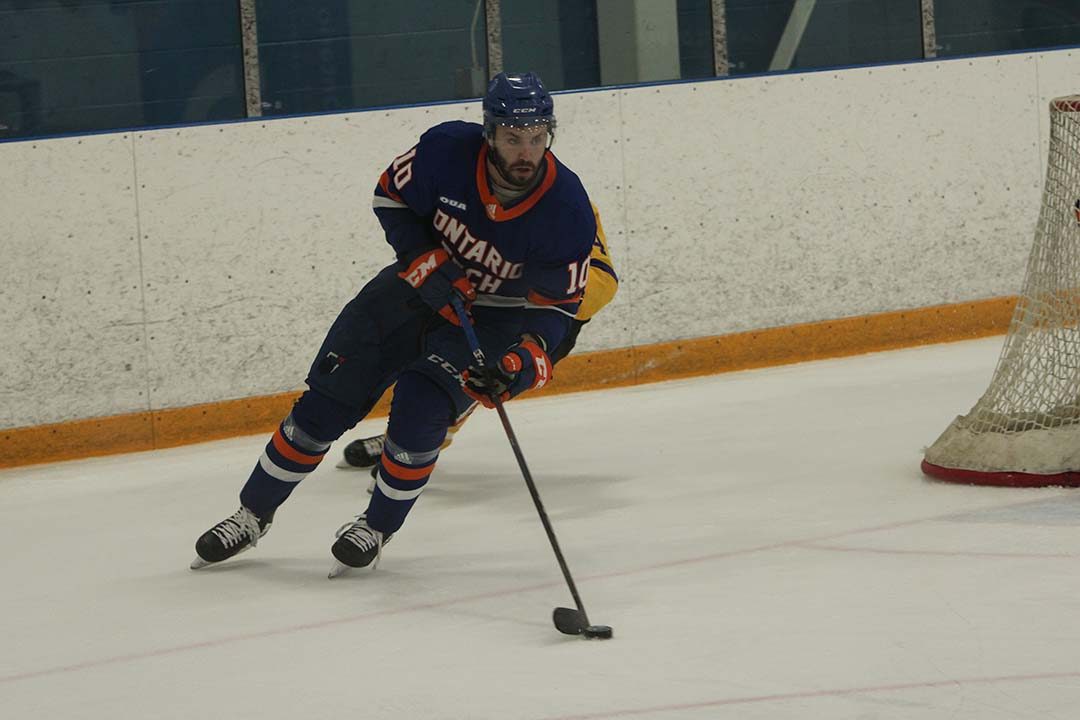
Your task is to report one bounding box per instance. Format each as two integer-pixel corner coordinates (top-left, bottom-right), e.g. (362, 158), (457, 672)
(922, 96), (1080, 487)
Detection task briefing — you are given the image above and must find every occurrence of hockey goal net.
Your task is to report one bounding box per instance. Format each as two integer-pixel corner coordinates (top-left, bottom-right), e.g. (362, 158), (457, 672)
(922, 95), (1080, 487)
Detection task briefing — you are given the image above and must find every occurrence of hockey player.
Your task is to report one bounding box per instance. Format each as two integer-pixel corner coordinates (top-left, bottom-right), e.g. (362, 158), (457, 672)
(191, 72), (597, 576)
(336, 207), (618, 475)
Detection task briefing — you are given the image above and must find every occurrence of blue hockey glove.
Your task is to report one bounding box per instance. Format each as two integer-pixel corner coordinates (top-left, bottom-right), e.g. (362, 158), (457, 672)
(462, 339), (552, 408)
(397, 246), (477, 326)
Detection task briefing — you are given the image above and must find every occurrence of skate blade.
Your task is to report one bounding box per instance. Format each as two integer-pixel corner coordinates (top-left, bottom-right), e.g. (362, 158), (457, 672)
(190, 541), (256, 571)
(328, 560), (352, 579)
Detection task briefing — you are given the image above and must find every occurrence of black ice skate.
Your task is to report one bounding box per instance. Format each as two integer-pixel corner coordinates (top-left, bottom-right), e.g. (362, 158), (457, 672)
(335, 434), (385, 470)
(190, 506), (274, 569)
(328, 514), (392, 578)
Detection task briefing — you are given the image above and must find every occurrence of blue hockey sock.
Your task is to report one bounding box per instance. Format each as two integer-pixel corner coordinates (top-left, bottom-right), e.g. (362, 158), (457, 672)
(240, 389), (359, 518)
(364, 372), (453, 534)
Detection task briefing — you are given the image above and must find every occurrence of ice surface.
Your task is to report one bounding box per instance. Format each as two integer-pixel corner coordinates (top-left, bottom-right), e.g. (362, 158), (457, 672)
(4, 337), (1080, 719)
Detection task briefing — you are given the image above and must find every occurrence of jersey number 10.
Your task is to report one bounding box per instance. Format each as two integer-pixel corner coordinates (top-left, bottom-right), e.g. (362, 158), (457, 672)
(392, 147), (417, 189)
(566, 257), (590, 294)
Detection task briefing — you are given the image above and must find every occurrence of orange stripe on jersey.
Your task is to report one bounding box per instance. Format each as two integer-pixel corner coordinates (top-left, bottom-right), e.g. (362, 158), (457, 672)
(527, 289), (582, 307)
(475, 144), (557, 222)
(377, 170), (404, 203)
(380, 451), (434, 481)
(271, 429), (325, 466)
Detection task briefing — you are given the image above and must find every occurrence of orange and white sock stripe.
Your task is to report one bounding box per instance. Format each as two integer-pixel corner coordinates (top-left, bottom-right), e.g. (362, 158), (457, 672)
(374, 437), (440, 501)
(258, 418), (329, 484)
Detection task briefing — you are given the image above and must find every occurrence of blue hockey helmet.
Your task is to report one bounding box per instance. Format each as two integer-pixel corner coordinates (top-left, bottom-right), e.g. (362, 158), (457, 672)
(482, 71), (556, 140)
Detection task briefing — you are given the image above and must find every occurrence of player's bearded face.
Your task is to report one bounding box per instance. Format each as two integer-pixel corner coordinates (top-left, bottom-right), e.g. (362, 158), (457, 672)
(490, 125), (549, 188)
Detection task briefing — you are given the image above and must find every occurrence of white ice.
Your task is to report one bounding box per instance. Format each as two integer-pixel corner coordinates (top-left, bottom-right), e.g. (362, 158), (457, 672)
(5, 337), (1080, 719)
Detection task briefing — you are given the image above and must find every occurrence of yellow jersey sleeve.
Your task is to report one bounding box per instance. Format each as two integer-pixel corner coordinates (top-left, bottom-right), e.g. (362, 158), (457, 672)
(577, 204), (619, 321)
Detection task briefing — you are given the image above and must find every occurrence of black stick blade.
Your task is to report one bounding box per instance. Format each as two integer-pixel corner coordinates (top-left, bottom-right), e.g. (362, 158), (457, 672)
(553, 607), (587, 635)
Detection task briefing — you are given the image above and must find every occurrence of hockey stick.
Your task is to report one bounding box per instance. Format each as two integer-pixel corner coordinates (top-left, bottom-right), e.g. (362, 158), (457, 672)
(449, 295), (612, 640)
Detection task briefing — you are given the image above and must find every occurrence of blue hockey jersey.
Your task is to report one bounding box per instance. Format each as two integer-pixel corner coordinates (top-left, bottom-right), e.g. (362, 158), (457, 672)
(372, 121), (596, 352)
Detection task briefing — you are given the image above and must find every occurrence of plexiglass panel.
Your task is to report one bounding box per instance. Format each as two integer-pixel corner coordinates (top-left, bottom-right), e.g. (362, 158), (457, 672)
(5, 0), (1080, 141)
(500, 0), (600, 91)
(500, 0), (714, 91)
(935, 0), (1080, 57)
(256, 0), (487, 115)
(677, 0), (717, 79)
(725, 0), (922, 75)
(0, 0), (245, 140)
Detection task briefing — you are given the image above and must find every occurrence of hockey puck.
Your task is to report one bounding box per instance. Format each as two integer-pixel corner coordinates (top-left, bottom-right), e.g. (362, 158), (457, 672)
(584, 625), (613, 640)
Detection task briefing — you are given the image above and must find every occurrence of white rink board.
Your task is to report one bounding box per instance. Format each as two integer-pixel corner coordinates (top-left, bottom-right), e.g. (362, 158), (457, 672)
(1035, 49), (1080, 176)
(0, 133), (147, 426)
(618, 54), (1044, 345)
(3, 49), (1080, 428)
(134, 104), (471, 409)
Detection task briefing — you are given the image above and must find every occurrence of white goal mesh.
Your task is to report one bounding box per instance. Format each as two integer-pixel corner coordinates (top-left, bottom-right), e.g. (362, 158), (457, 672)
(922, 96), (1080, 486)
